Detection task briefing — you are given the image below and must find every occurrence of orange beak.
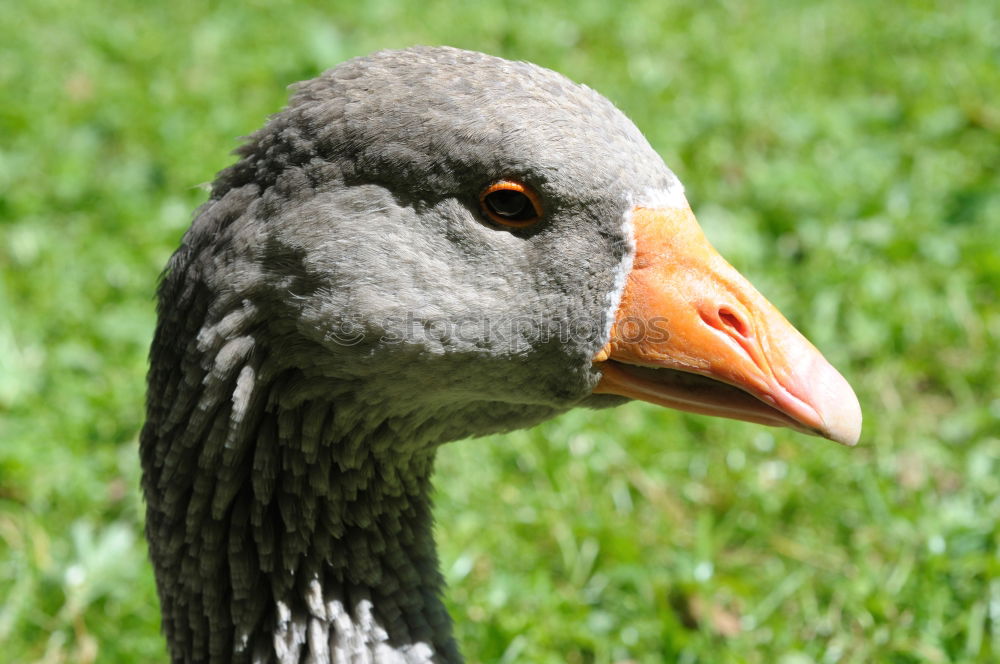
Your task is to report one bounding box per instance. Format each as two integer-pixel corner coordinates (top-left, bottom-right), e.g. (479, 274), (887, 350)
(594, 205), (861, 446)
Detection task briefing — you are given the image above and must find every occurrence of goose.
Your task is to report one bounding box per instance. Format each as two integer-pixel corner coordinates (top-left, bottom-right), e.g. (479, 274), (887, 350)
(141, 46), (861, 664)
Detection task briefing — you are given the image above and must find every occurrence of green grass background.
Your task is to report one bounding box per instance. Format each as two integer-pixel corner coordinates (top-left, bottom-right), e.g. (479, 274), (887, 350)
(2, 0), (998, 662)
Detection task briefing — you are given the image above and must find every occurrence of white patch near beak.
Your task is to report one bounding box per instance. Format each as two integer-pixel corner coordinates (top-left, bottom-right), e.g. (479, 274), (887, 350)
(601, 183), (689, 352)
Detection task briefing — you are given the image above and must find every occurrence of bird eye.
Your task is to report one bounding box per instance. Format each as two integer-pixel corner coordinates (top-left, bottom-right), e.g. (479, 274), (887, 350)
(479, 180), (543, 228)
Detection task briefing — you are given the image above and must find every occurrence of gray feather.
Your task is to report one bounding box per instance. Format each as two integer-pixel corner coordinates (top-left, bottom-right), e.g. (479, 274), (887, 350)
(142, 46), (678, 663)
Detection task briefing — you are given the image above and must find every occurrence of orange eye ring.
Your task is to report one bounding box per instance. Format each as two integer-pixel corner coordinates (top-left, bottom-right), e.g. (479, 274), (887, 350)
(479, 180), (544, 228)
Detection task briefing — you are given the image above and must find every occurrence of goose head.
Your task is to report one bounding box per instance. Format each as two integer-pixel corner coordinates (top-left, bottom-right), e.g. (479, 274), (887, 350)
(143, 46), (860, 663)
(182, 46), (858, 447)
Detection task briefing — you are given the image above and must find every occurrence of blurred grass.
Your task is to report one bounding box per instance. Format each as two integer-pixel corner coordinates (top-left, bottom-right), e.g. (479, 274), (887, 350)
(1, 0), (998, 662)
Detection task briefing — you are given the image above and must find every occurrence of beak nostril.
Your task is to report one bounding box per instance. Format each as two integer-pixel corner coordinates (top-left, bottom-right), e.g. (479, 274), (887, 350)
(718, 308), (750, 339)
